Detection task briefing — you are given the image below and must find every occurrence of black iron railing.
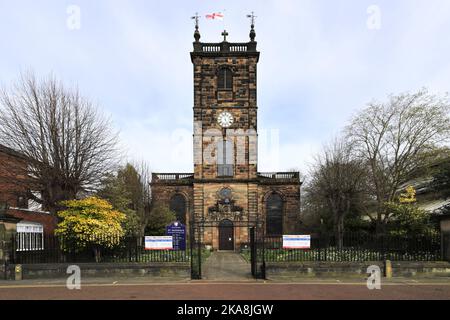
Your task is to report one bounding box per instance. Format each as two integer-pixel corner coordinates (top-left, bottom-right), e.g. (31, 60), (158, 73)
(259, 233), (441, 262)
(10, 234), (189, 264)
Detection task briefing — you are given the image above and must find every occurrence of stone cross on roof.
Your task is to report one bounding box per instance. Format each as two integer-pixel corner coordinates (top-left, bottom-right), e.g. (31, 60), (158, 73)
(221, 30), (229, 42)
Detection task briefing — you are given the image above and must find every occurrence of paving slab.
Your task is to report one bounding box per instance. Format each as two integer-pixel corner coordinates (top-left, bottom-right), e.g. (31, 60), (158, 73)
(201, 251), (252, 281)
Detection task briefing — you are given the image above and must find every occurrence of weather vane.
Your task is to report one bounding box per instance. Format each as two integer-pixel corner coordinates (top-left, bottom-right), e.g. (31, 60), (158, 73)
(191, 12), (200, 29)
(246, 11), (257, 26)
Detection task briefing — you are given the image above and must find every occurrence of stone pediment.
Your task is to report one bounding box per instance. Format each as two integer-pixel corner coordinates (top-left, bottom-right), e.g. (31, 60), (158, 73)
(208, 199), (244, 221)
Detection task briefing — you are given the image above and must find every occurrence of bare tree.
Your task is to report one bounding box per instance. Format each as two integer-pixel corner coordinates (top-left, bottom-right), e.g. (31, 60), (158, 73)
(306, 139), (368, 248)
(346, 89), (450, 232)
(0, 72), (118, 214)
(131, 160), (153, 237)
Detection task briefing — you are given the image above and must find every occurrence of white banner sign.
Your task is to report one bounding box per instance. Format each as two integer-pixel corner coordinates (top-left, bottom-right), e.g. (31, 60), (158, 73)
(144, 236), (173, 250)
(283, 235), (311, 249)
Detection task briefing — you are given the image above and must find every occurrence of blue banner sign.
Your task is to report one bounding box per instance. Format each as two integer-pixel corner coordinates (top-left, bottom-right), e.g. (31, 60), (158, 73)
(166, 221), (186, 250)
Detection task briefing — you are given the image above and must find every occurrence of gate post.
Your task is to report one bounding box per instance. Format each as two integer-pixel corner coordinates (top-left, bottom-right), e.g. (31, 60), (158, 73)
(189, 222), (202, 280)
(252, 223), (266, 280)
(250, 227), (256, 277)
(0, 225), (16, 280)
(439, 215), (450, 262)
(197, 224), (202, 279)
(261, 228), (266, 280)
(0, 237), (5, 280)
(442, 233), (450, 262)
(189, 223), (195, 279)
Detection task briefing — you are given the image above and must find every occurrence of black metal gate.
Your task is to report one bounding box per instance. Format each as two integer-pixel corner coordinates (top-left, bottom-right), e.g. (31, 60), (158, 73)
(189, 219), (266, 280)
(250, 226), (266, 279)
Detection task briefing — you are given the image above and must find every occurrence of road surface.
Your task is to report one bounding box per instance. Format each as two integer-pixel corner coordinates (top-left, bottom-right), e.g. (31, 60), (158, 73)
(1, 280), (450, 300)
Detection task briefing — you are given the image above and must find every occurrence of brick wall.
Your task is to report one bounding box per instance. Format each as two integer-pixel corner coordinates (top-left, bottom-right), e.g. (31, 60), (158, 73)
(0, 147), (28, 207)
(7, 208), (58, 235)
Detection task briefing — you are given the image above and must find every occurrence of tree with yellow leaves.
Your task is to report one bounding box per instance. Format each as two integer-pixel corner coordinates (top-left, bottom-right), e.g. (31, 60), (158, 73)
(399, 186), (417, 204)
(55, 197), (126, 262)
(384, 186), (434, 236)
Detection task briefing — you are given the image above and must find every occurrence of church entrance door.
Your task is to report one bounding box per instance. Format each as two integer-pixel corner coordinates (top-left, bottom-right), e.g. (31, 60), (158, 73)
(219, 219), (234, 251)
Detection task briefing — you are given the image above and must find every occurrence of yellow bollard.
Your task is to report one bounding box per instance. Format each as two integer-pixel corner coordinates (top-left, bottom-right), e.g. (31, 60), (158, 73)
(15, 264), (22, 281)
(385, 260), (392, 278)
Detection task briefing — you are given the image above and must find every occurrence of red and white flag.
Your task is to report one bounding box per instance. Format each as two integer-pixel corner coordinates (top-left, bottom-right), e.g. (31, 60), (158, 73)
(206, 12), (224, 20)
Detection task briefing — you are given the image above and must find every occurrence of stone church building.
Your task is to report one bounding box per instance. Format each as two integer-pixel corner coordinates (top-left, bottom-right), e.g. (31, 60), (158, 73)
(151, 21), (301, 251)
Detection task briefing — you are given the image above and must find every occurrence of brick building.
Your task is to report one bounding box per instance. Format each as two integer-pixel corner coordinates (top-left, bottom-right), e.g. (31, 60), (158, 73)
(0, 144), (28, 208)
(151, 22), (301, 251)
(0, 144), (57, 237)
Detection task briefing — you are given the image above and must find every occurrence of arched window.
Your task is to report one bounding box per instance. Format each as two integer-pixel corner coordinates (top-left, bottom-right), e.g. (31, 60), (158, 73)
(169, 194), (186, 225)
(218, 67), (233, 90)
(266, 193), (283, 235)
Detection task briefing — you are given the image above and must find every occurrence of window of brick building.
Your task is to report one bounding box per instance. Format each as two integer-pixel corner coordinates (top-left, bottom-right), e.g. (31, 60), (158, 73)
(16, 222), (44, 251)
(17, 194), (28, 208)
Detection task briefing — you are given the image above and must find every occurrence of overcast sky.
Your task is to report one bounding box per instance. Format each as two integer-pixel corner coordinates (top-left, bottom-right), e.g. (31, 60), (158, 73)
(1, 0), (449, 174)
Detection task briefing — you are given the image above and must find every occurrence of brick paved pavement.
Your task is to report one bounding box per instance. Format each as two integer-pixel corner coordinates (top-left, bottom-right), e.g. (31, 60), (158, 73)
(1, 280), (450, 300)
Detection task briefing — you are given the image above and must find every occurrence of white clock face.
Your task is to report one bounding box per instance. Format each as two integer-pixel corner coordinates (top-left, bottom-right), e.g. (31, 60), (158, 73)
(217, 111), (234, 128)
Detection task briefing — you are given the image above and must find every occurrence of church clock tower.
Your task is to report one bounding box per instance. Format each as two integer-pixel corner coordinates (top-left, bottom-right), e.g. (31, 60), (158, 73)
(151, 15), (301, 255)
(190, 16), (261, 249)
(191, 21), (259, 181)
